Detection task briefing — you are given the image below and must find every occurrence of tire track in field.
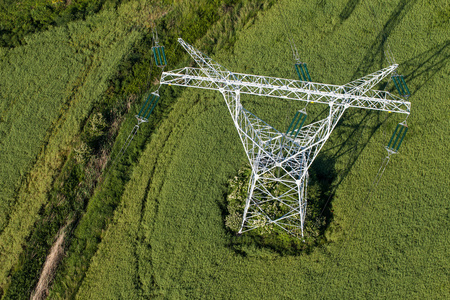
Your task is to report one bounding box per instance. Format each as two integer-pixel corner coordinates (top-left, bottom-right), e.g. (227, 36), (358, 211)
(0, 45), (85, 236)
(0, 56), (97, 288)
(0, 50), (94, 234)
(0, 28), (140, 290)
(134, 92), (209, 297)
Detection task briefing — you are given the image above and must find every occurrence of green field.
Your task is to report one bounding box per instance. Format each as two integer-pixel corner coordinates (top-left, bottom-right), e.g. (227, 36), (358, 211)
(0, 4), (143, 295)
(0, 0), (449, 299)
(75, 0), (449, 299)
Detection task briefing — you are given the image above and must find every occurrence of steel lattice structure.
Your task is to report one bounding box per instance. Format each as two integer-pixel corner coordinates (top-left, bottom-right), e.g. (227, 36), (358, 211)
(160, 38), (411, 238)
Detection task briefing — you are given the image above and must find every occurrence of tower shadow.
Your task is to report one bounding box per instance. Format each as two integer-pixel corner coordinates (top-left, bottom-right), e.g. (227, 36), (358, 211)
(313, 0), (420, 214)
(339, 0), (361, 22)
(351, 0), (418, 78)
(400, 40), (450, 96)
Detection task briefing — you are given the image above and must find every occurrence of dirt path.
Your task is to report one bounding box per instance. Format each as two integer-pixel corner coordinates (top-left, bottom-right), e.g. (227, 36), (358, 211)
(30, 225), (67, 300)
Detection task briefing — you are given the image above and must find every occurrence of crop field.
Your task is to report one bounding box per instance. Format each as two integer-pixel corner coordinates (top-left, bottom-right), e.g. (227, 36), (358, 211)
(73, 0), (449, 299)
(0, 5), (143, 295)
(0, 0), (448, 299)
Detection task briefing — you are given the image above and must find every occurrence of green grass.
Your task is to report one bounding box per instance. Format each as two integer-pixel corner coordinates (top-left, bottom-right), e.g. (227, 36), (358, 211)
(75, 0), (449, 298)
(0, 6), (142, 294)
(0, 0), (129, 47)
(1, 0), (275, 298)
(44, 1), (276, 298)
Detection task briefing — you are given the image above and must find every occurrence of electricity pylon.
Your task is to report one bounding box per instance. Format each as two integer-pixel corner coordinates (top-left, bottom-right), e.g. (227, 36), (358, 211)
(160, 38), (411, 238)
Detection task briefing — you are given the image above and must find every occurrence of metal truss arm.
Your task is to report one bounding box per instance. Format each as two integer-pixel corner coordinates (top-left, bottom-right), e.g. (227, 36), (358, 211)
(343, 64), (398, 96)
(161, 67), (411, 114)
(177, 38), (236, 82)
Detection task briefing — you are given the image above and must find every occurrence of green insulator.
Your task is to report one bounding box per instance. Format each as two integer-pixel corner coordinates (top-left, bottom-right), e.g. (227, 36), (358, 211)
(393, 76), (406, 96)
(138, 94), (152, 117)
(295, 64), (302, 81)
(142, 94), (156, 118)
(299, 64), (307, 81)
(152, 47), (159, 66)
(286, 111), (300, 135)
(387, 124), (400, 149)
(399, 75), (410, 96)
(293, 114), (307, 139)
(145, 95), (160, 119)
(157, 47), (163, 66)
(395, 126), (408, 151)
(161, 46), (167, 65)
(290, 113), (303, 135)
(392, 125), (405, 150)
(392, 76), (401, 95)
(303, 63), (312, 82)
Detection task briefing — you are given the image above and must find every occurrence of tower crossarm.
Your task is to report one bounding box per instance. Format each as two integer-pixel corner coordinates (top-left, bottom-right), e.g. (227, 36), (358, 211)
(177, 38), (236, 82)
(342, 64), (399, 96)
(161, 67), (411, 115)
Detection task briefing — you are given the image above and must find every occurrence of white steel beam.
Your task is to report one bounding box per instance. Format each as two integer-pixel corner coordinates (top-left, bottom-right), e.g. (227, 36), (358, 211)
(161, 67), (410, 114)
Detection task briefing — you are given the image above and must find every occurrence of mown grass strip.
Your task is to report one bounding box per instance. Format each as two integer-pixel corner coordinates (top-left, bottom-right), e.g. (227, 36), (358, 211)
(0, 8), (141, 296)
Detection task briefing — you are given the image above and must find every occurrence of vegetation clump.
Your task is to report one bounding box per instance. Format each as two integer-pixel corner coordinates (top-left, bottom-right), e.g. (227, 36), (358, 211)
(225, 162), (330, 255)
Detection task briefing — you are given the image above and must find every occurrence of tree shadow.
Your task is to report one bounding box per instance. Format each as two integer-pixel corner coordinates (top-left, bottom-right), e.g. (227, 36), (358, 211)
(307, 154), (338, 237)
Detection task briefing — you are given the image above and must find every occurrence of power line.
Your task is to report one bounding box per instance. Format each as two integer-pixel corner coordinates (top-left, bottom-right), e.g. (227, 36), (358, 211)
(276, 0), (300, 62)
(319, 150), (393, 298)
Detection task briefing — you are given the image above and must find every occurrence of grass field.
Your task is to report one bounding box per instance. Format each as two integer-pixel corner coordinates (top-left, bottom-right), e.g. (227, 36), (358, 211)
(0, 0), (448, 298)
(0, 0), (276, 297)
(74, 0), (449, 299)
(0, 6), (142, 295)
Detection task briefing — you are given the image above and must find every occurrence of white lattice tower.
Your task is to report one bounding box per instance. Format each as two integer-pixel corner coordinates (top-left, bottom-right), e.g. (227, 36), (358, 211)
(160, 38), (410, 237)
